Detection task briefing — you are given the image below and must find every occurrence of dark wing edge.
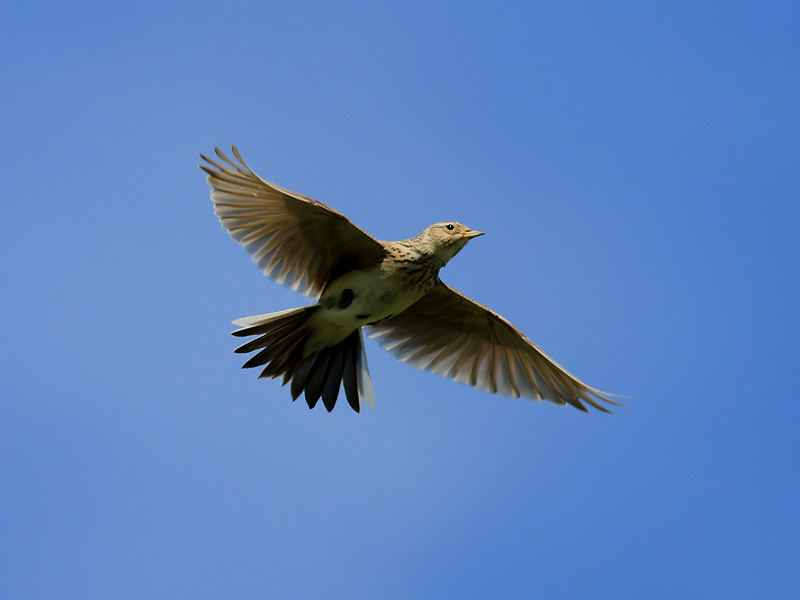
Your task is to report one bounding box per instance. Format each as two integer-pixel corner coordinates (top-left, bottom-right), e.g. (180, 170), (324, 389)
(368, 282), (621, 413)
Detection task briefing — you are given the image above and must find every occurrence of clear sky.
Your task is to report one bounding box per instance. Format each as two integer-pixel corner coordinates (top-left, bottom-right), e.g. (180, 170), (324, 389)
(2, 1), (798, 598)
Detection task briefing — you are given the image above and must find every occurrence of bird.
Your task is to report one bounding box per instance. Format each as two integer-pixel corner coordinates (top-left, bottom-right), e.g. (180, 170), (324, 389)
(200, 146), (618, 414)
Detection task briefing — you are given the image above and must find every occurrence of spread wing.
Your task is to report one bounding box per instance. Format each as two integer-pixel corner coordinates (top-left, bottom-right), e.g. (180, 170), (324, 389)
(368, 282), (618, 412)
(200, 146), (386, 298)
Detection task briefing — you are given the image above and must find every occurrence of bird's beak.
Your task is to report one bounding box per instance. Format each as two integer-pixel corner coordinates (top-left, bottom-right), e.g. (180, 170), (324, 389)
(462, 230), (485, 239)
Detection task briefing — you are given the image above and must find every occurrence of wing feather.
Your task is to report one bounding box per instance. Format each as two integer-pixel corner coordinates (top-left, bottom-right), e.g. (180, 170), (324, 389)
(368, 282), (617, 412)
(201, 146), (386, 298)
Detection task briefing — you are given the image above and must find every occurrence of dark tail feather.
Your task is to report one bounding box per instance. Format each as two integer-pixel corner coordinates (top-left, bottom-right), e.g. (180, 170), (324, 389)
(303, 350), (330, 409)
(342, 343), (360, 412)
(232, 308), (375, 412)
(232, 307), (316, 377)
(294, 330), (362, 412)
(321, 340), (346, 411)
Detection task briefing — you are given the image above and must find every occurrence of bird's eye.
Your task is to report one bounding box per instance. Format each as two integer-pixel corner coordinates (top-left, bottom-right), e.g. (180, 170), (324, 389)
(445, 223), (455, 231)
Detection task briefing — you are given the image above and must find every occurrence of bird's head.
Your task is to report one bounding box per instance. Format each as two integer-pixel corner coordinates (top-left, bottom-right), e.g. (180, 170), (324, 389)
(423, 221), (484, 264)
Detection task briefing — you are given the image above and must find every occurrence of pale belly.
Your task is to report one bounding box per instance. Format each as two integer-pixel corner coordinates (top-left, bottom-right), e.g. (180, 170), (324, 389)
(304, 267), (427, 353)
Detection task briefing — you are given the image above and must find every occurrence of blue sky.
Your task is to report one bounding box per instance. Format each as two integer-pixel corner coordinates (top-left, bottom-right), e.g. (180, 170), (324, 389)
(2, 1), (798, 598)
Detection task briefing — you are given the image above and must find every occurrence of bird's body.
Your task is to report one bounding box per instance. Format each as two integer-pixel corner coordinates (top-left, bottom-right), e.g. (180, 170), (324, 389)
(201, 146), (617, 413)
(307, 261), (428, 354)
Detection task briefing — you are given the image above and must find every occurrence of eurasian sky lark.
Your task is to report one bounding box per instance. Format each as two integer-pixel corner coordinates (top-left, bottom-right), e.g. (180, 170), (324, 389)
(201, 146), (617, 413)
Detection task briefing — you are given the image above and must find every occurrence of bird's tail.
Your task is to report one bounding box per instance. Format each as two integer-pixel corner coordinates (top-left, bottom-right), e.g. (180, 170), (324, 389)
(231, 307), (375, 412)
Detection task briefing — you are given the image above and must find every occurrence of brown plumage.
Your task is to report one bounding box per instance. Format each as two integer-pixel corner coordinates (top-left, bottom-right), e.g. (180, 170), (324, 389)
(201, 146), (618, 413)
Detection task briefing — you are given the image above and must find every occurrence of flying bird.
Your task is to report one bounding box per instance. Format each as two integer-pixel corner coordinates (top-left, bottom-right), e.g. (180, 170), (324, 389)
(200, 146), (617, 413)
